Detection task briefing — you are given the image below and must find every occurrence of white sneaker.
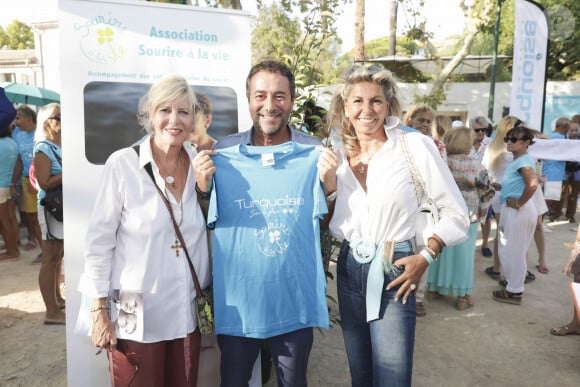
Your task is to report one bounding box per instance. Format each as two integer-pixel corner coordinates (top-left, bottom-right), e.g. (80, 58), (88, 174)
(543, 224), (552, 233)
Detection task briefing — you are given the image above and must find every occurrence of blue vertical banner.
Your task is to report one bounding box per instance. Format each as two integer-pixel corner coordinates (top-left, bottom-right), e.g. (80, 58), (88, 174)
(509, 0), (549, 132)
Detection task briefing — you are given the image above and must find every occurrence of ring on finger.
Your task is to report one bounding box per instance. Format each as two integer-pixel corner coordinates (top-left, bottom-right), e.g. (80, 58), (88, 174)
(409, 283), (417, 291)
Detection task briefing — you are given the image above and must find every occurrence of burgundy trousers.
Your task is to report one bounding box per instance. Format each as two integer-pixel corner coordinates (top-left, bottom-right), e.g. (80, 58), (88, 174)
(108, 329), (201, 387)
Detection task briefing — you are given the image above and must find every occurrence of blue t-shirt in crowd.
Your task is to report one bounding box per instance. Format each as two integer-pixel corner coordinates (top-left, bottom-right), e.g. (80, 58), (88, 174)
(34, 140), (62, 204)
(11, 126), (36, 178)
(501, 153), (535, 203)
(542, 132), (566, 181)
(0, 137), (18, 187)
(208, 142), (329, 338)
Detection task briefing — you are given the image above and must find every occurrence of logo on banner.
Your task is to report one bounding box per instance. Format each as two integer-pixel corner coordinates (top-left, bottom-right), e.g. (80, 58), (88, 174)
(545, 5), (575, 41)
(74, 15), (128, 64)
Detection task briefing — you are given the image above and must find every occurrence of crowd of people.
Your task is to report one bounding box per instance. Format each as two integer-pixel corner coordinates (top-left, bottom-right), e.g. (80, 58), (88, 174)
(0, 88), (65, 325)
(3, 61), (580, 387)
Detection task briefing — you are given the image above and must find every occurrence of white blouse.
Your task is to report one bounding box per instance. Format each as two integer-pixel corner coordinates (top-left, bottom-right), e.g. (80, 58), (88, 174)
(329, 118), (469, 247)
(77, 136), (210, 343)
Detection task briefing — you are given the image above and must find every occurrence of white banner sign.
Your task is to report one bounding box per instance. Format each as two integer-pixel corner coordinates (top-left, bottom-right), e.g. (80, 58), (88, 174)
(59, 0), (251, 385)
(509, 0), (549, 132)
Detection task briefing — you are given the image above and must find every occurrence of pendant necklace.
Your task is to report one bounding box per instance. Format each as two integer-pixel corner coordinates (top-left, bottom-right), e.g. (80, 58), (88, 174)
(357, 153), (371, 176)
(167, 191), (184, 257)
(154, 148), (182, 189)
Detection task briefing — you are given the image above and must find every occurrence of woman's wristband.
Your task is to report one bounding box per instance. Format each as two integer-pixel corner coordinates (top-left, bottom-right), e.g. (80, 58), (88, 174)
(420, 249), (434, 265)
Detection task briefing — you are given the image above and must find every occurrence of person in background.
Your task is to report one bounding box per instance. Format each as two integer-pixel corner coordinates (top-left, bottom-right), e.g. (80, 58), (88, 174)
(190, 91), (216, 151)
(11, 105), (43, 263)
(327, 64), (468, 386)
(433, 114), (452, 141)
(34, 103), (64, 324)
(549, 223), (580, 336)
(192, 60), (338, 387)
(0, 87), (19, 261)
(469, 116), (494, 258)
(563, 119), (579, 223)
(78, 75), (210, 386)
(492, 125), (538, 305)
(427, 126), (494, 310)
(543, 117), (570, 222)
(482, 116), (519, 281)
(404, 103), (447, 162)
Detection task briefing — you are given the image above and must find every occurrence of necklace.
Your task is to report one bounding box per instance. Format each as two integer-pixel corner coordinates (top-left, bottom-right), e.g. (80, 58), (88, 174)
(355, 153), (372, 176)
(152, 148), (182, 188)
(166, 190), (184, 257)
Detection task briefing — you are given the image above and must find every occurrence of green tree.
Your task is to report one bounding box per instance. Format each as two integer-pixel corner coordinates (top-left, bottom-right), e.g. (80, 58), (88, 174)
(3, 20), (34, 49)
(397, 0), (496, 107)
(0, 26), (7, 48)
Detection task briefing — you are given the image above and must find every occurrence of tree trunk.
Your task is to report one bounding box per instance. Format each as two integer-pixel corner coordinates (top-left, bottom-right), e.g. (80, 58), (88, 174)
(388, 0), (397, 56)
(354, 0), (365, 61)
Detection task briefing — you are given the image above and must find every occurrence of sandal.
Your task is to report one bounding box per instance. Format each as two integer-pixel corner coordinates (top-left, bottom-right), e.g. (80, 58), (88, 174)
(485, 266), (501, 280)
(535, 264), (549, 274)
(525, 270), (535, 283)
(457, 295), (474, 311)
(416, 301), (426, 317)
(492, 289), (522, 305)
(550, 325), (580, 336)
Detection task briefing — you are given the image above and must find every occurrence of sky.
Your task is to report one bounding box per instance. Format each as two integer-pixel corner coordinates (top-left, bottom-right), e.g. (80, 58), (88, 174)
(0, 0), (465, 53)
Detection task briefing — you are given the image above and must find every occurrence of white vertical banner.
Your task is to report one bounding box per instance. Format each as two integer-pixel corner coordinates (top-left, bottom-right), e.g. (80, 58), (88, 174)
(509, 0), (549, 132)
(58, 0), (251, 385)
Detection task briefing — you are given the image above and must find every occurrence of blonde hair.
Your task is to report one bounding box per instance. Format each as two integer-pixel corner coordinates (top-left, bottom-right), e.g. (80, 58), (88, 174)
(443, 126), (474, 155)
(487, 116), (521, 172)
(139, 75), (197, 134)
(37, 103), (60, 141)
(434, 115), (452, 140)
(328, 65), (401, 157)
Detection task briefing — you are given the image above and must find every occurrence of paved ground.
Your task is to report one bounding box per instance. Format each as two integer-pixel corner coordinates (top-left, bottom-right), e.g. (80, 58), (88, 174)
(1, 215), (580, 386)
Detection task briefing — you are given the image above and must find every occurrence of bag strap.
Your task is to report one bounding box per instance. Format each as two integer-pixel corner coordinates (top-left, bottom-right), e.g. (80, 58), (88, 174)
(399, 132), (427, 206)
(132, 145), (203, 297)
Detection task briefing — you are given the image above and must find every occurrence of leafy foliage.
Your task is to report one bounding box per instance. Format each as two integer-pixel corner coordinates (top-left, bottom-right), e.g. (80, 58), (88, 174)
(0, 20), (34, 49)
(250, 1), (342, 127)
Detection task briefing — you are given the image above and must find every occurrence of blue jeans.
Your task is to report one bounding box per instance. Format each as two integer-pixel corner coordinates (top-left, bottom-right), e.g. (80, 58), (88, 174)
(217, 328), (313, 387)
(337, 241), (416, 387)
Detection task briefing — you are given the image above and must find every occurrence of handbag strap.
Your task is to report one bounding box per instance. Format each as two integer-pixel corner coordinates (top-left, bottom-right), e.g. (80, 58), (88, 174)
(132, 146), (203, 297)
(399, 132), (427, 206)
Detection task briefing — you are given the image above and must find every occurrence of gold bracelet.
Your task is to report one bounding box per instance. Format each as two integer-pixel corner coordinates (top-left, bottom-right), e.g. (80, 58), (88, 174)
(90, 305), (110, 312)
(424, 246), (438, 259)
(427, 236), (443, 252)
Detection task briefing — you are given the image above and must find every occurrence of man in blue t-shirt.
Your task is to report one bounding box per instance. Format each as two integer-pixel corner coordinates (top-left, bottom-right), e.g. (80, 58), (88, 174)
(192, 60), (339, 387)
(543, 117), (570, 221)
(11, 106), (43, 261)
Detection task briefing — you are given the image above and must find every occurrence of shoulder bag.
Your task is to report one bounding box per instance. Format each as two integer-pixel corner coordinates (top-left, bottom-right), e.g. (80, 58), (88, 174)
(38, 141), (63, 222)
(399, 132), (441, 249)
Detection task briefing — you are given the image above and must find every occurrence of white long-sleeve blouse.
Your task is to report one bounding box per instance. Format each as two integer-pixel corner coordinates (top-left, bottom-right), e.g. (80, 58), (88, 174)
(329, 118), (469, 248)
(77, 135), (210, 343)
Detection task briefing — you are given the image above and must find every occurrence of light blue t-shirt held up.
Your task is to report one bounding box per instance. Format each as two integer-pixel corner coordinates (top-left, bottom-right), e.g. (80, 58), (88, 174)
(208, 142), (329, 338)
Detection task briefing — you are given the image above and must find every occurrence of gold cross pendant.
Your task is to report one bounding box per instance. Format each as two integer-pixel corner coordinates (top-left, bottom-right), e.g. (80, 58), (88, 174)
(170, 239), (183, 257)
